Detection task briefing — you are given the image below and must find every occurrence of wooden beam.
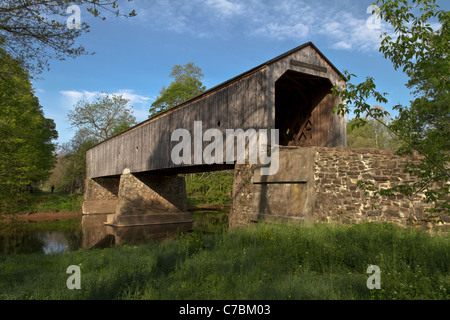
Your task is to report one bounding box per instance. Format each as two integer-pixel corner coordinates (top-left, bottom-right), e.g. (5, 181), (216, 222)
(290, 60), (328, 73)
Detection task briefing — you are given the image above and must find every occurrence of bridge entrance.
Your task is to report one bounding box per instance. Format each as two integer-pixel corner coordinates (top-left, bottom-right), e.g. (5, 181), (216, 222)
(275, 70), (333, 147)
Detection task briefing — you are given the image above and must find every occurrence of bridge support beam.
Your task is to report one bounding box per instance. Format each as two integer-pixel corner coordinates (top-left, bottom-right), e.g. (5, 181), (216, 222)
(105, 170), (193, 228)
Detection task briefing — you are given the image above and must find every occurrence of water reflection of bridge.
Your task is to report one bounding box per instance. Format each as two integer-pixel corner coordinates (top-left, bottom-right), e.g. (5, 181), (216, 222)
(81, 214), (191, 249)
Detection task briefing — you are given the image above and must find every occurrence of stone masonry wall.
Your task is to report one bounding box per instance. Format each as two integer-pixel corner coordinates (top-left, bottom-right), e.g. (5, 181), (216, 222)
(313, 148), (444, 226)
(85, 177), (120, 201)
(229, 163), (255, 229)
(114, 172), (187, 216)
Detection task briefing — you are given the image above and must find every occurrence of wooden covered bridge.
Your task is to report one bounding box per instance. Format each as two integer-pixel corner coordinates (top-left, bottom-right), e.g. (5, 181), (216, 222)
(83, 42), (347, 231)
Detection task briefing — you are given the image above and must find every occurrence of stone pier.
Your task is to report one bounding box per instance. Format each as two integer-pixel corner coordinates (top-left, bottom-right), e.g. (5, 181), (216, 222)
(83, 170), (193, 230)
(82, 177), (120, 215)
(105, 170), (193, 228)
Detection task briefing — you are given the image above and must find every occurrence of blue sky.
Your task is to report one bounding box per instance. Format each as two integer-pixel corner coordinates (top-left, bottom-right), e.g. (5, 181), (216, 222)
(31, 0), (448, 146)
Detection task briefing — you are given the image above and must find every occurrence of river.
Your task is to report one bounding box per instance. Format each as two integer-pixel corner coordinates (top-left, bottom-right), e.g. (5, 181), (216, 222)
(0, 210), (228, 255)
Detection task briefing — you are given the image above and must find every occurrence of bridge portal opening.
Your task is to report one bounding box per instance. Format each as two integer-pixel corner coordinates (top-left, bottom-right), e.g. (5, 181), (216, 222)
(275, 70), (333, 147)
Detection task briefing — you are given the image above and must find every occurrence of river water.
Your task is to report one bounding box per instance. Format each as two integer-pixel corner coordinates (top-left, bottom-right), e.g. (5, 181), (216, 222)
(0, 211), (227, 255)
(0, 230), (81, 255)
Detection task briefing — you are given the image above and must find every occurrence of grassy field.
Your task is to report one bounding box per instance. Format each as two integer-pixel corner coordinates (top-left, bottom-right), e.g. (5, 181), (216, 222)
(0, 222), (448, 300)
(4, 191), (84, 215)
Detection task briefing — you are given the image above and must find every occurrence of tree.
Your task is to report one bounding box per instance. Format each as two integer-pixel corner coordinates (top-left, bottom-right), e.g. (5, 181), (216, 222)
(149, 62), (206, 118)
(61, 93), (136, 193)
(347, 105), (401, 149)
(347, 118), (399, 149)
(332, 0), (449, 215)
(0, 49), (58, 215)
(0, 0), (136, 75)
(57, 128), (98, 193)
(68, 93), (137, 141)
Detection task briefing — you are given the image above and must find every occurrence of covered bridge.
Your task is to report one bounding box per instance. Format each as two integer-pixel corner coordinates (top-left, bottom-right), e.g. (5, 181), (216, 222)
(83, 42), (347, 229)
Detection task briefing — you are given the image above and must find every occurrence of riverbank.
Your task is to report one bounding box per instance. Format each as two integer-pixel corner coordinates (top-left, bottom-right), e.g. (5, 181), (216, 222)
(1, 190), (83, 221)
(0, 222), (448, 300)
(9, 211), (82, 223)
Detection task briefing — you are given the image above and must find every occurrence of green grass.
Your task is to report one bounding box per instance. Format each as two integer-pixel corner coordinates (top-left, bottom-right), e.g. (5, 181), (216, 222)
(10, 191), (84, 214)
(0, 222), (448, 300)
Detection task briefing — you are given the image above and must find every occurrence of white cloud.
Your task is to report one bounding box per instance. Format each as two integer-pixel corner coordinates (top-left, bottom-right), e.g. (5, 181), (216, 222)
(60, 89), (150, 105)
(127, 0), (392, 53)
(333, 40), (353, 50)
(320, 11), (391, 53)
(252, 22), (309, 41)
(114, 89), (151, 104)
(60, 90), (85, 100)
(206, 0), (243, 16)
(59, 90), (87, 110)
(60, 90), (104, 104)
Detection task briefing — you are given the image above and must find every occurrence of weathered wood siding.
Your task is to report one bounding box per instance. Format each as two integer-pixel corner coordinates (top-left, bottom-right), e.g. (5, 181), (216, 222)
(310, 93), (346, 147)
(87, 67), (269, 178)
(87, 43), (346, 179)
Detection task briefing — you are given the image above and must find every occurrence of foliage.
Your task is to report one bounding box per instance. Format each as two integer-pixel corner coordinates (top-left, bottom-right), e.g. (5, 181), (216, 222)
(68, 93), (137, 141)
(0, 0), (136, 75)
(55, 129), (97, 193)
(0, 1), (136, 218)
(27, 191), (83, 214)
(2, 190), (83, 216)
(0, 50), (58, 216)
(346, 109), (401, 149)
(149, 62), (206, 118)
(63, 94), (136, 193)
(61, 94), (136, 193)
(333, 0), (449, 215)
(185, 170), (234, 207)
(0, 222), (448, 299)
